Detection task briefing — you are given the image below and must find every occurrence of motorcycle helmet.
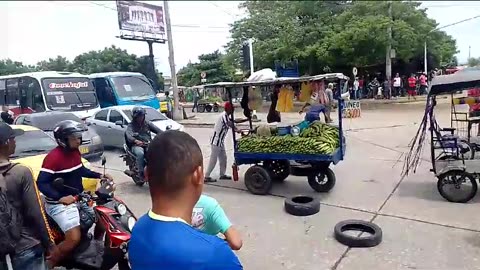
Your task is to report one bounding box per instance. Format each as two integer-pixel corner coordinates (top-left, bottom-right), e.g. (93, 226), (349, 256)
(132, 106), (146, 120)
(53, 120), (83, 149)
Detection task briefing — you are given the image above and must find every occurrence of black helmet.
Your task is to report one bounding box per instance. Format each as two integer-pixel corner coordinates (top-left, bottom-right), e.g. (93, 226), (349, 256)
(132, 107), (146, 120)
(53, 120), (83, 148)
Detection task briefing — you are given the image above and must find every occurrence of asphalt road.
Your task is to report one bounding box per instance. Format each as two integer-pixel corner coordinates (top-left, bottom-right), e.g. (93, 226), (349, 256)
(86, 104), (480, 270)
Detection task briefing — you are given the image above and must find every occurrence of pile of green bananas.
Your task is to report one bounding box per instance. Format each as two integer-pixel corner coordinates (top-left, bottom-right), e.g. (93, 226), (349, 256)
(237, 121), (340, 155)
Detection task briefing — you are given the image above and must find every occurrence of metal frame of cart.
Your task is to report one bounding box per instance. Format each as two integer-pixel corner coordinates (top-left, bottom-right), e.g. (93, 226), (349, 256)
(204, 73), (349, 195)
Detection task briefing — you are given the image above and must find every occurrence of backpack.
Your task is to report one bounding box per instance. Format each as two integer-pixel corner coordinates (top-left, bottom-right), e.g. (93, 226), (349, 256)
(0, 163), (22, 256)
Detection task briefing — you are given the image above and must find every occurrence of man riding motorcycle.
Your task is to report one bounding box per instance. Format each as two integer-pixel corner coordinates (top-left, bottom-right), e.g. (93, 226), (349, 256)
(125, 106), (162, 180)
(37, 120), (113, 267)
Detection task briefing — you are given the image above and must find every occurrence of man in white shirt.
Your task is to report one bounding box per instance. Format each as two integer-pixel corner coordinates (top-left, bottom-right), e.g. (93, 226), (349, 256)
(353, 78), (359, 100)
(393, 73), (402, 98)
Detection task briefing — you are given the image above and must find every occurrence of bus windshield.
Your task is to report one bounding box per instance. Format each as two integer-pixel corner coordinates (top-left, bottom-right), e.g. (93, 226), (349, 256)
(110, 76), (156, 99)
(42, 77), (98, 111)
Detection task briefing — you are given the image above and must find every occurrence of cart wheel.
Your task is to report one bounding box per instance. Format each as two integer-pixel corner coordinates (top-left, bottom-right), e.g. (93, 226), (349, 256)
(213, 105), (219, 112)
(437, 170), (477, 203)
(244, 165), (273, 195)
(308, 167), (336, 192)
(198, 104), (205, 113)
(205, 105), (212, 112)
(263, 160), (290, 182)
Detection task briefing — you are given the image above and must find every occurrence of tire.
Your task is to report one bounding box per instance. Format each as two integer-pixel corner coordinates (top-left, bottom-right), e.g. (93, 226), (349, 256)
(244, 165), (273, 195)
(437, 170), (477, 203)
(308, 167), (336, 192)
(284, 195), (320, 216)
(334, 219), (383, 248)
(213, 105), (219, 112)
(205, 105), (212, 112)
(264, 160), (290, 182)
(198, 104), (205, 113)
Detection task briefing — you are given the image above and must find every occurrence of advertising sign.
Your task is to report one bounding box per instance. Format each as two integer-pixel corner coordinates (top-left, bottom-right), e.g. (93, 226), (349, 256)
(342, 100), (361, 118)
(116, 1), (166, 35)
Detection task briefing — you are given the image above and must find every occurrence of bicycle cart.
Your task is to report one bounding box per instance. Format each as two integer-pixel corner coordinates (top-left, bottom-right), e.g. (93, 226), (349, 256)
(403, 69), (480, 203)
(204, 73), (348, 195)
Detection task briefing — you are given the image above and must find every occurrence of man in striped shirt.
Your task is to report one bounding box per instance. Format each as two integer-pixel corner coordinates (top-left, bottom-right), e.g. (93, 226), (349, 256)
(205, 102), (246, 183)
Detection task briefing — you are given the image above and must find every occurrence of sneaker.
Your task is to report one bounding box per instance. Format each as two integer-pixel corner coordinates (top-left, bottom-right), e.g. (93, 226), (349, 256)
(204, 177), (217, 183)
(219, 175), (232, 180)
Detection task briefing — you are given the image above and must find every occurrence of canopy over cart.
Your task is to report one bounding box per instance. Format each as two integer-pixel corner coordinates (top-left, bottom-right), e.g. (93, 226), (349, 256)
(403, 69), (480, 203)
(204, 73), (349, 195)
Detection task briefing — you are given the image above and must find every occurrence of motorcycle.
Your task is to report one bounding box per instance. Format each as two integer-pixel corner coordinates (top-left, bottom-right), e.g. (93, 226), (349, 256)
(46, 157), (135, 270)
(122, 141), (149, 187)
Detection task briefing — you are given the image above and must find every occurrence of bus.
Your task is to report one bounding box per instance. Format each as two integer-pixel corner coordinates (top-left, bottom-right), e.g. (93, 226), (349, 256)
(88, 72), (160, 110)
(0, 71), (100, 119)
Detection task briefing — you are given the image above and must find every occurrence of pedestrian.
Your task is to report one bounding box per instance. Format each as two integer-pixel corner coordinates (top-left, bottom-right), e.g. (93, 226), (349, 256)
(164, 91), (173, 118)
(407, 73), (417, 100)
(204, 102), (247, 183)
(129, 131), (243, 269)
(393, 73), (401, 98)
(369, 78), (380, 99)
(353, 77), (359, 100)
(192, 89), (200, 113)
(0, 123), (59, 270)
(383, 79), (391, 99)
(358, 76), (364, 99)
(419, 72), (428, 95)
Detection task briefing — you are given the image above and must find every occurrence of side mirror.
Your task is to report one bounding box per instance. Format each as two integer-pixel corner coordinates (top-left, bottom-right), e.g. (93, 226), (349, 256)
(52, 178), (65, 190)
(115, 120), (124, 127)
(101, 156), (107, 166)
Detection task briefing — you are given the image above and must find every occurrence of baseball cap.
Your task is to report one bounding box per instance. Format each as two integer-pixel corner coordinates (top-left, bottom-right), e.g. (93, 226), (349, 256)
(0, 123), (24, 144)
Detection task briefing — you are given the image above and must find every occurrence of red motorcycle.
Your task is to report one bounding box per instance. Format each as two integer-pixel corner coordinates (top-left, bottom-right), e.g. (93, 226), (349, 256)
(46, 158), (135, 270)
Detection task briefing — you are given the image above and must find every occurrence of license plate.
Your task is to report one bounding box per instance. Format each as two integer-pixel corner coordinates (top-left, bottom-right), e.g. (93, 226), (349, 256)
(79, 146), (89, 154)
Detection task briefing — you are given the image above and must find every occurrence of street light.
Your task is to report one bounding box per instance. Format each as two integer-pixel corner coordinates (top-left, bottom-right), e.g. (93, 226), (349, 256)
(424, 14), (480, 74)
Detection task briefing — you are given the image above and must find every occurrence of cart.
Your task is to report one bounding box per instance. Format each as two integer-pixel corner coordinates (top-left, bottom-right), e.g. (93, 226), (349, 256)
(403, 68), (480, 203)
(204, 73), (348, 195)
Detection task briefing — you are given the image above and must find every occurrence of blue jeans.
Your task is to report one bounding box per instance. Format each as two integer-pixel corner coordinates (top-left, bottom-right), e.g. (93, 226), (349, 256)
(0, 245), (47, 270)
(132, 146), (145, 177)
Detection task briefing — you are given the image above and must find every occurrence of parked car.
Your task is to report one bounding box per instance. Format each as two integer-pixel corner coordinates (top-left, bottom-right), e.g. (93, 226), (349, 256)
(11, 125), (98, 193)
(86, 105), (184, 149)
(14, 111), (103, 160)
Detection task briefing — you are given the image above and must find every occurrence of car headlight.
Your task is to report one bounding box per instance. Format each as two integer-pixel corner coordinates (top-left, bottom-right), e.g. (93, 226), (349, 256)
(128, 216), (136, 231)
(117, 204), (127, 215)
(92, 135), (102, 145)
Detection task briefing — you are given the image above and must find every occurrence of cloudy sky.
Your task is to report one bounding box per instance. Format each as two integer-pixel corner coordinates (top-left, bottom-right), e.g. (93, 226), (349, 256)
(1, 1), (479, 77)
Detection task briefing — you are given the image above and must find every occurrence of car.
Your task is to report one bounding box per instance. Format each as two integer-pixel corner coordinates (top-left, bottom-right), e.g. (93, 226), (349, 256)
(14, 111), (104, 160)
(11, 125), (98, 194)
(86, 105), (184, 149)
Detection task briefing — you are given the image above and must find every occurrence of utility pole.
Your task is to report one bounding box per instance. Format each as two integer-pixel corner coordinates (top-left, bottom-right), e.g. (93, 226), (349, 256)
(469, 45), (471, 60)
(386, 1), (392, 97)
(163, 0), (182, 120)
(248, 38), (254, 74)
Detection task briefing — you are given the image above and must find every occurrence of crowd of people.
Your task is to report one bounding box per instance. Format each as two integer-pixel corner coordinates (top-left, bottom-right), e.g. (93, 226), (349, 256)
(348, 71), (437, 101)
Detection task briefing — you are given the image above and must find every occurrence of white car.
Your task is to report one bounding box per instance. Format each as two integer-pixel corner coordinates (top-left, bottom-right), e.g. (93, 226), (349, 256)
(86, 105), (184, 148)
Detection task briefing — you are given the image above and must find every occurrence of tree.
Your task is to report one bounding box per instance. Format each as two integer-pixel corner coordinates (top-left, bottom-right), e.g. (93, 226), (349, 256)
(0, 59), (35, 76)
(177, 50), (233, 87)
(226, 1), (457, 75)
(36, 56), (72, 72)
(467, 57), (480, 67)
(71, 45), (140, 74)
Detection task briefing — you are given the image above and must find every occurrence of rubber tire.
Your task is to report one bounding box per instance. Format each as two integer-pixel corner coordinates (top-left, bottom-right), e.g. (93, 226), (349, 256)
(244, 165), (273, 195)
(284, 195), (320, 216)
(308, 167), (336, 192)
(264, 160), (290, 182)
(205, 105), (212, 112)
(198, 104), (205, 113)
(213, 105), (219, 112)
(437, 170), (478, 203)
(334, 219), (383, 248)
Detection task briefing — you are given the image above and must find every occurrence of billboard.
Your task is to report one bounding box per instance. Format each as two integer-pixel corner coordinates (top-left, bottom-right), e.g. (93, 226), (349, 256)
(116, 1), (166, 36)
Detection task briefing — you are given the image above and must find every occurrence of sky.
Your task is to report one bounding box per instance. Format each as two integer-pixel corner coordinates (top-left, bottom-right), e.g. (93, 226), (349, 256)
(0, 1), (479, 77)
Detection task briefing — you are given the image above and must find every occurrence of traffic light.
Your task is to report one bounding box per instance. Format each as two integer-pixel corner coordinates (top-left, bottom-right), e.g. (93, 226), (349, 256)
(241, 42), (250, 71)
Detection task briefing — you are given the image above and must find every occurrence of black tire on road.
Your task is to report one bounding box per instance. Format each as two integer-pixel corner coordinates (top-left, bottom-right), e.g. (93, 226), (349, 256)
(334, 219), (383, 248)
(205, 105), (212, 112)
(308, 167), (336, 192)
(198, 104), (205, 113)
(244, 165), (273, 195)
(284, 195), (320, 216)
(213, 105), (219, 112)
(264, 160), (290, 182)
(437, 170), (477, 203)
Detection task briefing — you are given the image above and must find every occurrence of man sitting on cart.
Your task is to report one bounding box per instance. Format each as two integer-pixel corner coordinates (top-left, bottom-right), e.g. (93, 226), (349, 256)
(205, 102), (248, 183)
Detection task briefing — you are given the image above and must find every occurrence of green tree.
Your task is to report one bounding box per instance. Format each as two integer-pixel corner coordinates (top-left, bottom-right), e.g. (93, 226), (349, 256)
(177, 50), (233, 87)
(36, 56), (72, 72)
(0, 59), (35, 76)
(467, 57), (480, 67)
(71, 45), (140, 74)
(227, 1), (457, 74)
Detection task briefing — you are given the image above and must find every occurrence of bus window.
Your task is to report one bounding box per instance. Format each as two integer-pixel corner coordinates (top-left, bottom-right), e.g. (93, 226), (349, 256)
(110, 76), (155, 99)
(0, 80), (5, 105)
(20, 77), (45, 112)
(94, 78), (117, 107)
(6, 79), (19, 106)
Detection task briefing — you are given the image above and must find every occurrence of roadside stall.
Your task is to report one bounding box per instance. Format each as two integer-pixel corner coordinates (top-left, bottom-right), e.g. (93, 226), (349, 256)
(204, 73), (348, 195)
(402, 69), (480, 203)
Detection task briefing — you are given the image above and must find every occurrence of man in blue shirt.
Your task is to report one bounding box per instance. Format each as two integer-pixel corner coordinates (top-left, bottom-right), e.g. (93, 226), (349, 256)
(129, 130), (243, 270)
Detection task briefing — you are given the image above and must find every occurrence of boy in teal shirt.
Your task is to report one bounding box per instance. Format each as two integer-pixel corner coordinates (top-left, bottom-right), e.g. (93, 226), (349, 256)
(192, 194), (243, 250)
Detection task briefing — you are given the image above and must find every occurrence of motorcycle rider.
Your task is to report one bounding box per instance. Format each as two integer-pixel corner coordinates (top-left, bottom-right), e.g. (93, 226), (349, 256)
(37, 120), (113, 267)
(125, 106), (162, 180)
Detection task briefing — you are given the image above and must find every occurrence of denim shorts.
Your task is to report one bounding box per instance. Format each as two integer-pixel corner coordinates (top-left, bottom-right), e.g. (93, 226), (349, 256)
(0, 245), (46, 270)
